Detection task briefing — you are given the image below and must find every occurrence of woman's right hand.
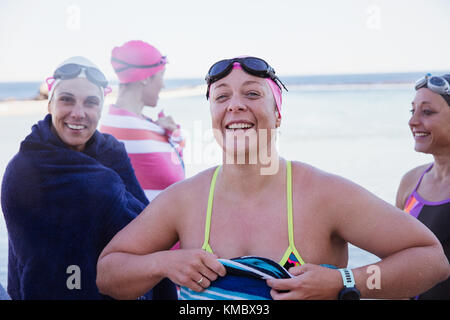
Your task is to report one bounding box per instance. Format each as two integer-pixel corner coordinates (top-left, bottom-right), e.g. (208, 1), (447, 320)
(162, 249), (227, 292)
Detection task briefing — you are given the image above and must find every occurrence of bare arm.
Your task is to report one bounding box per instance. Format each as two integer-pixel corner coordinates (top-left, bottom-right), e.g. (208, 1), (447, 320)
(335, 182), (449, 298)
(268, 168), (449, 299)
(96, 181), (226, 299)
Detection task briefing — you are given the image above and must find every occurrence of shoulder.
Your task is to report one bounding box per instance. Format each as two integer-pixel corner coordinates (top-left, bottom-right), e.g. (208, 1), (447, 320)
(290, 159), (383, 215)
(396, 163), (432, 209)
(147, 166), (219, 212)
(290, 160), (352, 193)
(156, 166), (219, 201)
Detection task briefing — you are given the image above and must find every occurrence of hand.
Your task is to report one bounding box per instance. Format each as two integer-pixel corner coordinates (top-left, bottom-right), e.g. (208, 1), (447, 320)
(155, 114), (179, 133)
(162, 249), (226, 292)
(266, 263), (342, 300)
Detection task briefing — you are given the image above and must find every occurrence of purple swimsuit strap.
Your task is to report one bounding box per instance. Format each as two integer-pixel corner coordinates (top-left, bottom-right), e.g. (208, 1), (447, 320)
(412, 163), (434, 192)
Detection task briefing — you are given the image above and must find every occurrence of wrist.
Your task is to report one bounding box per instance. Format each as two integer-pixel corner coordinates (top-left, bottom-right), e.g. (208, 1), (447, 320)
(148, 251), (170, 279)
(338, 268), (361, 300)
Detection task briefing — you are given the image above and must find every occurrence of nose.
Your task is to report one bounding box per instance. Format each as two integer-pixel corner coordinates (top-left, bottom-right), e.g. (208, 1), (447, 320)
(70, 100), (86, 119)
(408, 109), (420, 128)
(227, 96), (247, 113)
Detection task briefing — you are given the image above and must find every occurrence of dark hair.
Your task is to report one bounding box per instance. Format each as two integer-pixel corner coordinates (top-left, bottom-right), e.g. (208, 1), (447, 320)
(442, 74), (450, 107)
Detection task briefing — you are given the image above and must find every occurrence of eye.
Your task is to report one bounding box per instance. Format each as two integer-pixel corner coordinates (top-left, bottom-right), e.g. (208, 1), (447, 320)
(246, 91), (261, 97)
(409, 108), (415, 115)
(59, 96), (75, 103)
(85, 97), (100, 106)
(214, 93), (229, 102)
(422, 109), (435, 116)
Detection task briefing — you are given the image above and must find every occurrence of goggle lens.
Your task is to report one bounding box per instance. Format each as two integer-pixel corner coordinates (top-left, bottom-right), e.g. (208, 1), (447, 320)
(54, 64), (108, 88)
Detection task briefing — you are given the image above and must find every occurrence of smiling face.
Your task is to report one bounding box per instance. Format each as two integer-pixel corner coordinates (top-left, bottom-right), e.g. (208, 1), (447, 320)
(209, 68), (280, 161)
(409, 88), (450, 155)
(48, 77), (103, 152)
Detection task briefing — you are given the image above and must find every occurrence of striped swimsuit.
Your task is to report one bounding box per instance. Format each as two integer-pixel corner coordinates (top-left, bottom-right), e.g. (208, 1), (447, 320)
(179, 161), (307, 300)
(100, 105), (185, 201)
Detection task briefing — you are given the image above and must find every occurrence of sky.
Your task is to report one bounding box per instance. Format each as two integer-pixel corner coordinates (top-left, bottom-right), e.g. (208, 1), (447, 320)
(0, 0), (449, 82)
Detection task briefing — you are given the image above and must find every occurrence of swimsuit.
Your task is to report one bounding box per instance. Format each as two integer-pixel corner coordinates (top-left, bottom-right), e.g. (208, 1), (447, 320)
(100, 105), (185, 201)
(404, 163), (450, 299)
(179, 160), (337, 300)
(201, 160), (305, 269)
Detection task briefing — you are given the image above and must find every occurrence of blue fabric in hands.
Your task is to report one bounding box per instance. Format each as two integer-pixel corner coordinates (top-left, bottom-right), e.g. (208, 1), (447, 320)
(179, 256), (292, 300)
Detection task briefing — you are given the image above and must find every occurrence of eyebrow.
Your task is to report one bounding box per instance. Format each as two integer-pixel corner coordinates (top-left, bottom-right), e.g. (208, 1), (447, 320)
(242, 80), (264, 87)
(214, 80), (264, 90)
(57, 92), (101, 100)
(411, 100), (433, 106)
(57, 92), (75, 97)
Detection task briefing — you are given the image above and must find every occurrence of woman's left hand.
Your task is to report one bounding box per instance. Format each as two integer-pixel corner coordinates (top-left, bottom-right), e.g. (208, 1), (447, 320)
(266, 263), (343, 300)
(155, 114), (179, 133)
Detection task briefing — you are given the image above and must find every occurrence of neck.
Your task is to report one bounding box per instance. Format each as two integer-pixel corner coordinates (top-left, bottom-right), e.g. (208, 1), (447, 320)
(115, 86), (144, 116)
(220, 152), (283, 192)
(431, 151), (450, 181)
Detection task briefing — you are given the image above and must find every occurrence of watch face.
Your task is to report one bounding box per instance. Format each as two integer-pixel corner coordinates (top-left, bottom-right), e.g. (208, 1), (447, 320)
(340, 288), (361, 300)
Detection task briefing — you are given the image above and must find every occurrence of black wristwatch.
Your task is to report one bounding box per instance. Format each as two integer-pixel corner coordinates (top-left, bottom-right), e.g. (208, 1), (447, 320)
(338, 268), (361, 300)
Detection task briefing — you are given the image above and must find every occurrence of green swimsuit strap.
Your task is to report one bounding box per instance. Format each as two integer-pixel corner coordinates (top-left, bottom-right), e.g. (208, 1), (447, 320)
(201, 165), (221, 253)
(286, 160), (305, 265)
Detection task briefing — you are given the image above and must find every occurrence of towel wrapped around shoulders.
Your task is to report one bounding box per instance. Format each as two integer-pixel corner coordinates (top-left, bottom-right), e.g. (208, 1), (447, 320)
(1, 114), (176, 299)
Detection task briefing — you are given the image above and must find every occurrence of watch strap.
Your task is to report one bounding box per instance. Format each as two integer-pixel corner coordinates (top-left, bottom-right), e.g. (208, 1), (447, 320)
(339, 268), (356, 288)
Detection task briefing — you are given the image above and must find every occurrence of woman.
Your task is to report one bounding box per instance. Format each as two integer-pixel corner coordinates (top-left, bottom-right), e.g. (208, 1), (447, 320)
(396, 73), (450, 299)
(1, 56), (176, 299)
(96, 57), (449, 300)
(100, 40), (185, 202)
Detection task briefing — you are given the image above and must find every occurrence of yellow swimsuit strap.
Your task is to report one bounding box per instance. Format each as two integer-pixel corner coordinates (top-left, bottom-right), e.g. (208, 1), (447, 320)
(201, 161), (305, 266)
(280, 160), (305, 266)
(201, 165), (221, 253)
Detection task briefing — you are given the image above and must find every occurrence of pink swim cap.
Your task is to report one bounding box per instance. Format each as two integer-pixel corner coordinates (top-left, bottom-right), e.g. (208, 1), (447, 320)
(232, 62), (282, 119)
(111, 40), (167, 84)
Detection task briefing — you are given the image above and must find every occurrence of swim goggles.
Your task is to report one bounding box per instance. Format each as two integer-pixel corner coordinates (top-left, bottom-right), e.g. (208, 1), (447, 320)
(111, 56), (167, 73)
(205, 57), (287, 99)
(415, 73), (450, 95)
(53, 63), (109, 88)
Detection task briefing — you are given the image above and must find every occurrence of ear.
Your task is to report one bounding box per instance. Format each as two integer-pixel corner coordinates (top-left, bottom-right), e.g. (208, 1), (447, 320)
(275, 116), (281, 128)
(275, 108), (281, 127)
(47, 100), (52, 114)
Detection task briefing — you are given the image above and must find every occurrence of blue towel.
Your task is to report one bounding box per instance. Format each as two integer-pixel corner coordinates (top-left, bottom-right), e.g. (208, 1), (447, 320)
(1, 114), (176, 300)
(179, 256), (293, 300)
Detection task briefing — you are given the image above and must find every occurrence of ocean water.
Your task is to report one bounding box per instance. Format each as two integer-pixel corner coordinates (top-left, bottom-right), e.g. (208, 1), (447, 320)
(0, 82), (432, 293)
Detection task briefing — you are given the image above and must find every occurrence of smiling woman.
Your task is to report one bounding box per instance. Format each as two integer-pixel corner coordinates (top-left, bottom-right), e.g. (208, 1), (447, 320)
(48, 78), (103, 151)
(396, 73), (450, 299)
(96, 56), (449, 301)
(0, 56), (176, 300)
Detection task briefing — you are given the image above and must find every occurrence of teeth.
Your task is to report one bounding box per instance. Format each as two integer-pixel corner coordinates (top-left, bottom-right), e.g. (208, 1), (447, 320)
(67, 124), (85, 130)
(227, 123), (253, 129)
(414, 132), (429, 137)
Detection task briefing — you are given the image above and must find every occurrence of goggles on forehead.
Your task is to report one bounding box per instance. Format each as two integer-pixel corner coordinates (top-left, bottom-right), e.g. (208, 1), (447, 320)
(415, 73), (450, 96)
(205, 57), (287, 99)
(53, 63), (109, 88)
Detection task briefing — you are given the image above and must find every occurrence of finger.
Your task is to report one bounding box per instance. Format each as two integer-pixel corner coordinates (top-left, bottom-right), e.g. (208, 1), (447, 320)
(196, 263), (221, 283)
(190, 275), (211, 292)
(202, 255), (227, 277)
(266, 278), (296, 291)
(288, 263), (312, 276)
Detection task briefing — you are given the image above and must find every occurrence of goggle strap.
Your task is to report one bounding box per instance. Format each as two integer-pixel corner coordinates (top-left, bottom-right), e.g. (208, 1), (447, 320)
(111, 57), (166, 73)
